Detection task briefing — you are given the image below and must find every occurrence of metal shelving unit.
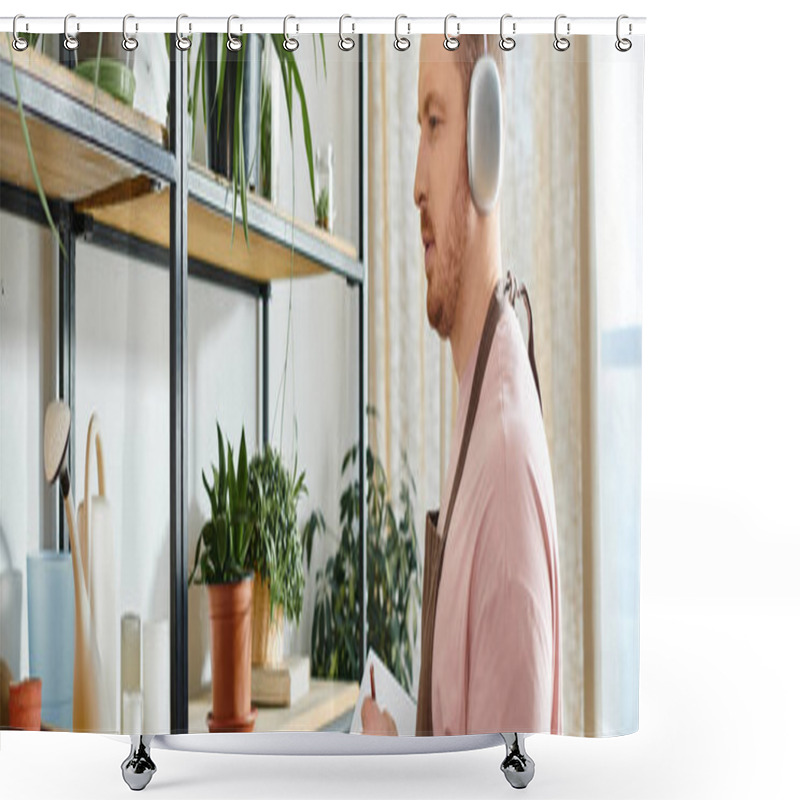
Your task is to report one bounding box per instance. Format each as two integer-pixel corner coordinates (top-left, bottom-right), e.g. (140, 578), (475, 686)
(0, 35), (368, 734)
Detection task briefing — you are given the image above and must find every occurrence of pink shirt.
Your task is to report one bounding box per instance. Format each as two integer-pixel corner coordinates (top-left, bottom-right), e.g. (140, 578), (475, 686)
(431, 298), (561, 735)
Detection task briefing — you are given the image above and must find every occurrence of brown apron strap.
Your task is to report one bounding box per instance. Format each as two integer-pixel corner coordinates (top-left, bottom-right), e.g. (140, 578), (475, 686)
(439, 280), (506, 544)
(504, 270), (542, 411)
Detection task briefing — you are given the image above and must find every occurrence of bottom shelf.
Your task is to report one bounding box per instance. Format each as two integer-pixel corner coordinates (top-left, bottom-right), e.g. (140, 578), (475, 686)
(188, 678), (359, 734)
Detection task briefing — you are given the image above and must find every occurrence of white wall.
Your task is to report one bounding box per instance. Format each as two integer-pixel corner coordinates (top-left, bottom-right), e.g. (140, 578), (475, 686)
(0, 214), (57, 684)
(0, 33), (361, 708)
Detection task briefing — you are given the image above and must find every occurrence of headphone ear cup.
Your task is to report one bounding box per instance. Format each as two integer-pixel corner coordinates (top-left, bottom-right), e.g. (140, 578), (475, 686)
(467, 55), (503, 215)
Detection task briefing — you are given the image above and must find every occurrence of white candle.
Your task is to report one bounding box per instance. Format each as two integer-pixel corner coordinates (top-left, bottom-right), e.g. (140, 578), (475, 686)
(120, 613), (140, 729)
(142, 619), (170, 734)
(122, 689), (142, 736)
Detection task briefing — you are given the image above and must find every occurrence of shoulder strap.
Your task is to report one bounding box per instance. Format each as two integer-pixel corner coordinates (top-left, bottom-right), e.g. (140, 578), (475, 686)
(440, 272), (543, 545)
(440, 280), (505, 543)
(504, 270), (542, 411)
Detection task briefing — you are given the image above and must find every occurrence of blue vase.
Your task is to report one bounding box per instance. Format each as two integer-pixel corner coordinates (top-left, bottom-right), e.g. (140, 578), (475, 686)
(27, 551), (75, 730)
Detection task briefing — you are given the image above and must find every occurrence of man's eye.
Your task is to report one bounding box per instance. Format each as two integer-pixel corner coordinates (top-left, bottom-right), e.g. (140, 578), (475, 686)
(429, 115), (439, 131)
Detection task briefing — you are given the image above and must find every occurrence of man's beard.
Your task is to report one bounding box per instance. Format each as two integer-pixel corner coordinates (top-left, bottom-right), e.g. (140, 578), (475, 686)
(426, 166), (471, 338)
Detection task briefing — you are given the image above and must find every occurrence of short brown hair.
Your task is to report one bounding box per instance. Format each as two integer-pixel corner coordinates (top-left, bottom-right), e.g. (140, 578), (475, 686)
(455, 35), (506, 115)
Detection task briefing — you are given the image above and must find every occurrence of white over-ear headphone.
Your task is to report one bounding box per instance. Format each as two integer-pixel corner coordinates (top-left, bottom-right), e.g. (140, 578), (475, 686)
(466, 36), (503, 215)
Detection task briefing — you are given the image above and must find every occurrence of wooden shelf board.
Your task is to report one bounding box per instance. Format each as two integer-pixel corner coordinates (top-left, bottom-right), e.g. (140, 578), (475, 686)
(77, 166), (359, 284)
(1, 43), (360, 284)
(0, 39), (166, 204)
(189, 677), (359, 733)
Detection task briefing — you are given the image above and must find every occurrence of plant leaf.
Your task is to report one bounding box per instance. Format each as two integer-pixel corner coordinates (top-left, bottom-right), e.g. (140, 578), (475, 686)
(5, 35), (67, 259)
(286, 56), (316, 211)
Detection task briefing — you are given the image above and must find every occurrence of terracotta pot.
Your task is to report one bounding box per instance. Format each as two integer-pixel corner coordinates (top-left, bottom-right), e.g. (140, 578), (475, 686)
(251, 573), (285, 667)
(9, 677), (42, 731)
(206, 576), (258, 733)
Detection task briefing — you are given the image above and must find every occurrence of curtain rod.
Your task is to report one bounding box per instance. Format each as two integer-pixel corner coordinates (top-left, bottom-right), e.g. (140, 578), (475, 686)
(1, 15), (646, 37)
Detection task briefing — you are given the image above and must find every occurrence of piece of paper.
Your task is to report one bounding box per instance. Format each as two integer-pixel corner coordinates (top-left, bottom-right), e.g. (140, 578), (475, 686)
(349, 647), (417, 736)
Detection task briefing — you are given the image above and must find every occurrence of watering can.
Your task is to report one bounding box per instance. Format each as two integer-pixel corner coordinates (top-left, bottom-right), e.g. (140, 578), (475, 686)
(44, 402), (117, 733)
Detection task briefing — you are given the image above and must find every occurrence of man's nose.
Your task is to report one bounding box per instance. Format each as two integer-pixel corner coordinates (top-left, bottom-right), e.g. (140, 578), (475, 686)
(414, 140), (426, 209)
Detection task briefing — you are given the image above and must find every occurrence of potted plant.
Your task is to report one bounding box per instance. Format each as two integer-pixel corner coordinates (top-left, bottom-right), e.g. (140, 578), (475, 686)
(189, 423), (257, 733)
(189, 32), (328, 244)
(301, 415), (422, 696)
(247, 445), (307, 667)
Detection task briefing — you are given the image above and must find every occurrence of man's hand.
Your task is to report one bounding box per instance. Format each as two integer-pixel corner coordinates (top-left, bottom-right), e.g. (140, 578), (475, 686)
(360, 697), (398, 735)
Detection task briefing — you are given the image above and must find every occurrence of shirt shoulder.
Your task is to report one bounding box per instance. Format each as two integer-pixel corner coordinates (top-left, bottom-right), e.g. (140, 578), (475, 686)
(473, 301), (557, 551)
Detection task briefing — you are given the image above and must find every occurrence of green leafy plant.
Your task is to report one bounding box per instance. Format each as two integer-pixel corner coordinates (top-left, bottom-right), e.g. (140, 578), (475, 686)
(189, 423), (254, 586)
(302, 425), (421, 696)
(175, 32), (326, 246)
(247, 444), (308, 624)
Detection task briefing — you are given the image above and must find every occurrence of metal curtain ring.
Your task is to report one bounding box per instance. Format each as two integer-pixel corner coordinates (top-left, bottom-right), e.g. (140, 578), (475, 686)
(175, 14), (191, 51)
(64, 13), (79, 51)
(615, 14), (632, 52)
(339, 15), (355, 51)
(394, 14), (410, 51)
(283, 16), (299, 51)
(12, 14), (28, 52)
(122, 14), (139, 51)
(227, 15), (242, 51)
(444, 14), (459, 51)
(553, 14), (570, 51)
(499, 13), (516, 51)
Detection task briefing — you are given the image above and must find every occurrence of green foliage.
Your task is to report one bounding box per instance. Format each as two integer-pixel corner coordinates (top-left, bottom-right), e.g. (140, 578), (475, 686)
(315, 185), (329, 230)
(301, 433), (421, 696)
(184, 32), (326, 245)
(259, 77), (272, 202)
(189, 423), (254, 586)
(247, 444), (307, 625)
(5, 33), (66, 258)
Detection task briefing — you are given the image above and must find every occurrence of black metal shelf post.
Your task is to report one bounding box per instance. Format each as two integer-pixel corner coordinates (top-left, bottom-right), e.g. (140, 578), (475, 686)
(261, 282), (271, 449)
(358, 33), (369, 677)
(169, 41), (189, 735)
(57, 200), (76, 554)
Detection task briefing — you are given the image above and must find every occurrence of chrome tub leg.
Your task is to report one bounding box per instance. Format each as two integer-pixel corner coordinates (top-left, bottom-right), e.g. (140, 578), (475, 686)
(121, 734), (156, 791)
(500, 733), (535, 789)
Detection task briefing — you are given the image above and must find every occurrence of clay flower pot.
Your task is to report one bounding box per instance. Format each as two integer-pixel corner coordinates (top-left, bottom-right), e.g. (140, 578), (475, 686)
(206, 576), (257, 733)
(9, 677), (42, 731)
(251, 573), (285, 667)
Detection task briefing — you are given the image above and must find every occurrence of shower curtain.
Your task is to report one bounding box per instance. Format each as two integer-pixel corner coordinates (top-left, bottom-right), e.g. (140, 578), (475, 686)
(0, 24), (643, 739)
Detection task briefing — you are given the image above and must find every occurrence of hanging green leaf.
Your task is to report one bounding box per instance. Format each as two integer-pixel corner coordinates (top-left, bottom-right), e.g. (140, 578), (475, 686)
(5, 34), (66, 259)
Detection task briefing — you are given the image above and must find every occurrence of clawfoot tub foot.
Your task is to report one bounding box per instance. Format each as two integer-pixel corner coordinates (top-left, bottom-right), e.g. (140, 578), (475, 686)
(500, 733), (535, 789)
(121, 735), (157, 791)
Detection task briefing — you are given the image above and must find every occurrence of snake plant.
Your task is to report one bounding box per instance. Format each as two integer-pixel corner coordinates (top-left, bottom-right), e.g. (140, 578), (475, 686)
(189, 423), (255, 586)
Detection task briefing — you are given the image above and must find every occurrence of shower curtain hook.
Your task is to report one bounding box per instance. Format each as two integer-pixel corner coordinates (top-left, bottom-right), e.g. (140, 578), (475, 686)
(394, 15), (411, 51)
(339, 15), (355, 51)
(500, 14), (516, 51)
(615, 15), (633, 52)
(12, 15), (28, 52)
(122, 15), (139, 52)
(553, 14), (570, 51)
(444, 14), (460, 51)
(175, 14), (192, 50)
(227, 15), (242, 51)
(63, 13), (79, 51)
(283, 15), (299, 51)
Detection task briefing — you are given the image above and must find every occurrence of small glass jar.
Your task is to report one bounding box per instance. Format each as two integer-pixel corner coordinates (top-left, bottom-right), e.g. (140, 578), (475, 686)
(314, 142), (334, 233)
